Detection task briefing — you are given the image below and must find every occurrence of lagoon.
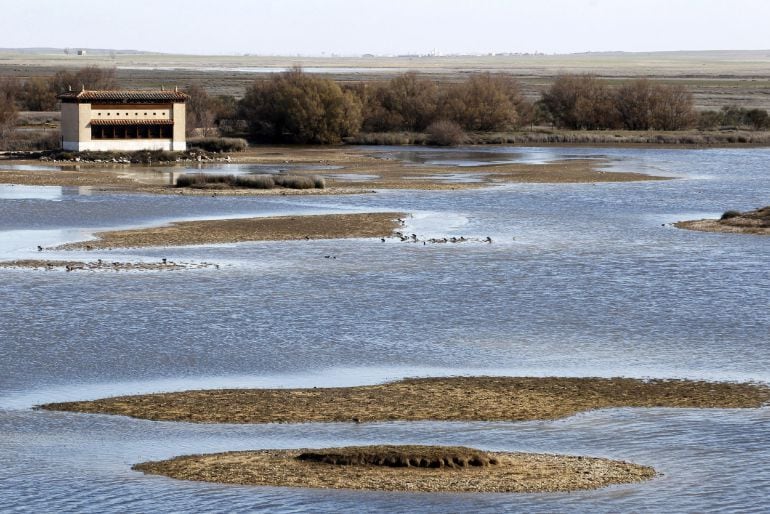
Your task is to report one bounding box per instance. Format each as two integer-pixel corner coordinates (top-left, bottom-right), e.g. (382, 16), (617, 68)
(1, 146), (769, 512)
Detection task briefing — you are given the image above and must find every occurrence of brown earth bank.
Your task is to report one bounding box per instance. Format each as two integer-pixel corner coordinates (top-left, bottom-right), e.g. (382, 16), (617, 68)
(0, 147), (664, 193)
(0, 259), (217, 272)
(675, 206), (770, 235)
(54, 212), (403, 250)
(132, 445), (656, 493)
(40, 376), (770, 424)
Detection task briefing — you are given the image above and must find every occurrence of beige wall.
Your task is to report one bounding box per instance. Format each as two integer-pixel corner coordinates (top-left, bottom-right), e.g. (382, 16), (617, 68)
(60, 103), (92, 148)
(60, 103), (79, 143)
(91, 104), (173, 120)
(60, 100), (187, 151)
(171, 103), (186, 151)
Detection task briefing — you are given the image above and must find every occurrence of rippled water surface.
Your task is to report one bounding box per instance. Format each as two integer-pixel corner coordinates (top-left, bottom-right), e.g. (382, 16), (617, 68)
(1, 147), (769, 512)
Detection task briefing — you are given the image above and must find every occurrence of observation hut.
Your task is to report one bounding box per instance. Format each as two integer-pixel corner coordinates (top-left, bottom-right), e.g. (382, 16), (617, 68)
(58, 88), (189, 151)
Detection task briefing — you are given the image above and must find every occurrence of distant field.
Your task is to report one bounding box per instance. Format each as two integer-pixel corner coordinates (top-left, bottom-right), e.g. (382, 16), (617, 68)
(2, 50), (770, 109)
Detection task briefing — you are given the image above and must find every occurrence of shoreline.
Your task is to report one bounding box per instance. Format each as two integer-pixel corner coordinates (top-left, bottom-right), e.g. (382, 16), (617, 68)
(1, 147), (666, 193)
(675, 206), (770, 235)
(0, 259), (217, 272)
(132, 446), (657, 493)
(40, 376), (770, 424)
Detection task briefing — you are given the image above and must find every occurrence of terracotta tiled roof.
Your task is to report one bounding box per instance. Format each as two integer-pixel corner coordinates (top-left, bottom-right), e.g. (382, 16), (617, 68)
(59, 89), (189, 103)
(90, 119), (175, 126)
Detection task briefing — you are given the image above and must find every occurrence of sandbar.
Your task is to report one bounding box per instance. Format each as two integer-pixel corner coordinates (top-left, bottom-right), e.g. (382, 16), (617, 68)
(40, 376), (770, 423)
(132, 445), (656, 493)
(55, 212), (403, 250)
(675, 206), (770, 235)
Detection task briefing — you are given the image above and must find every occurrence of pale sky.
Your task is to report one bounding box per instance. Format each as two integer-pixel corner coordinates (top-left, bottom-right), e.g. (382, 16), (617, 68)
(2, 0), (769, 55)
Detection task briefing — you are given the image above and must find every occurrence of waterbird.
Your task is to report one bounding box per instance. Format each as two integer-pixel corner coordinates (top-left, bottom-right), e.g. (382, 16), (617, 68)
(162, 258), (167, 265)
(37, 245), (43, 251)
(484, 236), (493, 243)
(381, 238), (386, 242)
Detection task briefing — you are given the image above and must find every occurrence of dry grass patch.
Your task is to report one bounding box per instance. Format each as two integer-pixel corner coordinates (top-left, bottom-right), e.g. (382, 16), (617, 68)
(40, 376), (770, 424)
(132, 445), (656, 493)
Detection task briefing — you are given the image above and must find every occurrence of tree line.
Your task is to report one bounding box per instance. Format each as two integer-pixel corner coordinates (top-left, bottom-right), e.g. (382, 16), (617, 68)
(231, 70), (770, 143)
(2, 66), (770, 147)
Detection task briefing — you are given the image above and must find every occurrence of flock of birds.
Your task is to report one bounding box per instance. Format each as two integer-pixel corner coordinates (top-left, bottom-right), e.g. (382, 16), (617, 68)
(386, 217), (494, 245)
(387, 231), (493, 245)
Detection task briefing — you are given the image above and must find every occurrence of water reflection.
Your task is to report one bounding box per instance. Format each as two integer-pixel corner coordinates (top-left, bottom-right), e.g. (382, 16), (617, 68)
(0, 163), (74, 172)
(367, 146), (582, 166)
(0, 184), (63, 201)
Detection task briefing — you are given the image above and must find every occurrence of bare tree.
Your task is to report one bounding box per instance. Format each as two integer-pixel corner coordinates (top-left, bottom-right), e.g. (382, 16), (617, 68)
(0, 79), (18, 144)
(184, 83), (216, 136)
(22, 77), (57, 111)
(650, 85), (695, 130)
(49, 66), (118, 93)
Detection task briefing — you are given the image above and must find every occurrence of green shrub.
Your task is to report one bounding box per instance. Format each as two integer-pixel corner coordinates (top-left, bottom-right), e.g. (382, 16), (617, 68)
(238, 67), (362, 144)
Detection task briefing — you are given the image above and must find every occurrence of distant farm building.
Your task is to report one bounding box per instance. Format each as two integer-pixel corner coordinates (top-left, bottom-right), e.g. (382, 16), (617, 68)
(58, 89), (189, 151)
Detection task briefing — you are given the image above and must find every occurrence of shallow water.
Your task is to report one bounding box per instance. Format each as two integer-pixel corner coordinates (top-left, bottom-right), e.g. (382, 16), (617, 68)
(366, 146), (604, 166)
(1, 146), (769, 512)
